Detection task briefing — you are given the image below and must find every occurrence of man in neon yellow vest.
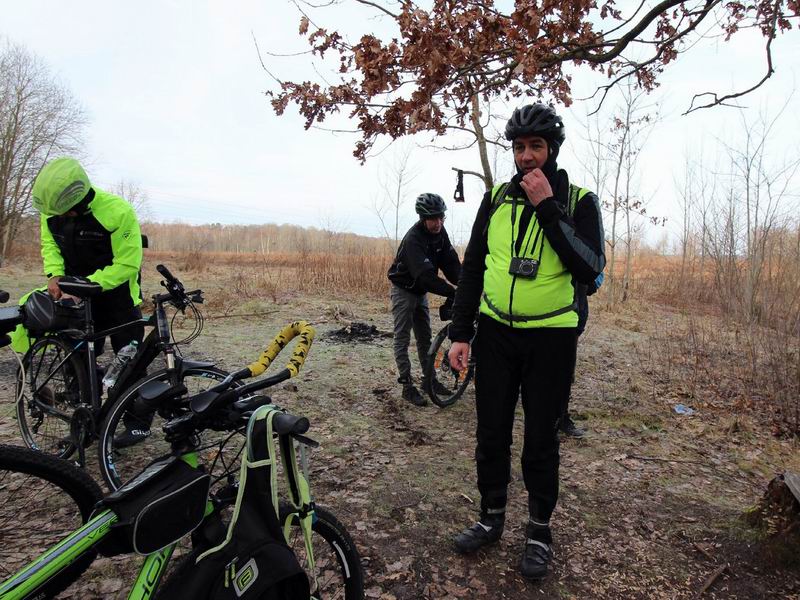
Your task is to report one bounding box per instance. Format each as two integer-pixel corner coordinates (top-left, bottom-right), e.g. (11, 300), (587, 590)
(448, 104), (605, 580)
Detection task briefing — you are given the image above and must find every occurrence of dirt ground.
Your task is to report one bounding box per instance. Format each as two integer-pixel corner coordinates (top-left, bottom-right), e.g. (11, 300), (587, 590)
(1, 263), (799, 599)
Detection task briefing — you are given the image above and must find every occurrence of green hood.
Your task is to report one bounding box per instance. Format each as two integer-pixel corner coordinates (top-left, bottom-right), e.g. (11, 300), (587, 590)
(32, 158), (91, 216)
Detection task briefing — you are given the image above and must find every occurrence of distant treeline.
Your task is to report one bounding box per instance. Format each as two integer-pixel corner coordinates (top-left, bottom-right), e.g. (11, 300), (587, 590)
(11, 218), (395, 257)
(141, 222), (393, 255)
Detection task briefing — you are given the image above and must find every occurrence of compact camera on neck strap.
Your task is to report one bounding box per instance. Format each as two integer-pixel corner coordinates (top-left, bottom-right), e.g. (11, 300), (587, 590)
(509, 257), (539, 279)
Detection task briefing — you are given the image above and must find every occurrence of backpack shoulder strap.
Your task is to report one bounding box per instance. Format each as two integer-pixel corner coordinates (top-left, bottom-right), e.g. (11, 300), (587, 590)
(482, 182), (512, 236)
(568, 184), (590, 218)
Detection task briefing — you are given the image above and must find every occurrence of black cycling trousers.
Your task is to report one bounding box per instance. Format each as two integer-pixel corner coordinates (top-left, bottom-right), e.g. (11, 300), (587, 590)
(92, 303), (144, 355)
(473, 314), (576, 522)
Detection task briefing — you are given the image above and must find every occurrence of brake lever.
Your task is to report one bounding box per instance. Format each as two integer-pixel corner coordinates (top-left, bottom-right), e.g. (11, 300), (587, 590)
(292, 433), (320, 449)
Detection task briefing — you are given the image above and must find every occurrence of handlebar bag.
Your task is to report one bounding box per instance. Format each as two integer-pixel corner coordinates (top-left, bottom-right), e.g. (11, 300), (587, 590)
(22, 291), (85, 335)
(94, 455), (210, 556)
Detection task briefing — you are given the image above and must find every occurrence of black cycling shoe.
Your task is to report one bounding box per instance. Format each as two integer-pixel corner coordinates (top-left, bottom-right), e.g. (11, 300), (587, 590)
(453, 516), (504, 554)
(113, 427), (151, 449)
(401, 383), (427, 406)
(559, 414), (585, 438)
(423, 376), (452, 396)
(520, 538), (553, 580)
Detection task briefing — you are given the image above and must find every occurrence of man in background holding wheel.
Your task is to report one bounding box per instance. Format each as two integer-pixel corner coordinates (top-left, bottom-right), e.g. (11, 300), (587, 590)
(448, 104), (605, 579)
(387, 194), (462, 406)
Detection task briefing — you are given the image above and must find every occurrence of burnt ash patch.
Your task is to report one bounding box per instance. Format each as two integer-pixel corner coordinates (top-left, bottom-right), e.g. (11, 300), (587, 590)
(324, 322), (391, 343)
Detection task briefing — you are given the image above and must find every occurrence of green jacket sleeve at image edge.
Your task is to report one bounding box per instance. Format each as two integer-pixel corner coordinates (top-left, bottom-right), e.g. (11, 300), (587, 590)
(40, 214), (65, 278)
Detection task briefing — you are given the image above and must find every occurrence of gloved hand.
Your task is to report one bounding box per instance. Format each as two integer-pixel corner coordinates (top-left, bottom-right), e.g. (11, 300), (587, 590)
(587, 272), (604, 296)
(439, 296), (455, 321)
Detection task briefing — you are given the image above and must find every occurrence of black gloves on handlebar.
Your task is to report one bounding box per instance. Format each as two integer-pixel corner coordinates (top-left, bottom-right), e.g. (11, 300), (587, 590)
(439, 296), (455, 321)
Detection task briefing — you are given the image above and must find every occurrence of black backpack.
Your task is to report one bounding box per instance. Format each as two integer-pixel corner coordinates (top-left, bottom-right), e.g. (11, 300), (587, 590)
(156, 406), (311, 599)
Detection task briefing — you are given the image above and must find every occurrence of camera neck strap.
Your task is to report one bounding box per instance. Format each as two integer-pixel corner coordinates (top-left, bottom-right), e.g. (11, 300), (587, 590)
(509, 196), (545, 264)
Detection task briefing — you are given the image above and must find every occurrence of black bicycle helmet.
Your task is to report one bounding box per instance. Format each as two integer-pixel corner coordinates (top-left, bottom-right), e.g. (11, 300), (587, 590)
(504, 103), (566, 147)
(415, 193), (447, 218)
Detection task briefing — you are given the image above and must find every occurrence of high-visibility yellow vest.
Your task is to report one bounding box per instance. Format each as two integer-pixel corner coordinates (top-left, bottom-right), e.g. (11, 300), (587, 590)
(479, 183), (589, 328)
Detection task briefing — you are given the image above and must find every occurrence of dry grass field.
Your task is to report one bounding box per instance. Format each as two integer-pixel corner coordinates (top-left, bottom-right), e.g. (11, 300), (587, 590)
(1, 253), (798, 599)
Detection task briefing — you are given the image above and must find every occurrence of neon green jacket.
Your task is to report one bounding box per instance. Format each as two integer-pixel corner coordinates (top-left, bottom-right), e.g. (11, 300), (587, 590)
(11, 188), (142, 353)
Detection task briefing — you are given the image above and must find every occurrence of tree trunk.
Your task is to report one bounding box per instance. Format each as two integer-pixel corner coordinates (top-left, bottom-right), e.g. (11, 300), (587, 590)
(469, 95), (493, 192)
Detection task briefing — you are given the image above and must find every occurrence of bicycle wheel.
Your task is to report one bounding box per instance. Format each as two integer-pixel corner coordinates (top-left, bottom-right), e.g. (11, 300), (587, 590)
(98, 366), (241, 490)
(423, 323), (474, 408)
(279, 503), (364, 600)
(0, 444), (102, 598)
(16, 336), (88, 458)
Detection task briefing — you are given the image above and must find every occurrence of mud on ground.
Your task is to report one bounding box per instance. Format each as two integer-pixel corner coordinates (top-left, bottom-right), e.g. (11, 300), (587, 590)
(1, 264), (798, 599)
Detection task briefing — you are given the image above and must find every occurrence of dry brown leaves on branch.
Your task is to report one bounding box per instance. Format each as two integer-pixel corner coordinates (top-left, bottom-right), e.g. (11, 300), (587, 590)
(268, 0), (799, 161)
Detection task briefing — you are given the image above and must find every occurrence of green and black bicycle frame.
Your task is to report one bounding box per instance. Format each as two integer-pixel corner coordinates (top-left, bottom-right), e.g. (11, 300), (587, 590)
(0, 451), (205, 600)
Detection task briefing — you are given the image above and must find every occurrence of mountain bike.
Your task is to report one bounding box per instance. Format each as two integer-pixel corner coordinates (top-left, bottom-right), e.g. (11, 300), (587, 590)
(422, 318), (476, 408)
(7, 265), (231, 465)
(0, 321), (364, 599)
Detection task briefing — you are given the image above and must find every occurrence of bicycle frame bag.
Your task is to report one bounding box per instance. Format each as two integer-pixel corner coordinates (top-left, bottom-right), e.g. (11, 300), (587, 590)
(94, 455), (210, 556)
(22, 291), (85, 336)
(160, 406), (311, 599)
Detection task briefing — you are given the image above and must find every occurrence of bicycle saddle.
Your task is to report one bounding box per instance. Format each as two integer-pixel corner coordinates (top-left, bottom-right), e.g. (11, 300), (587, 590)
(58, 276), (103, 298)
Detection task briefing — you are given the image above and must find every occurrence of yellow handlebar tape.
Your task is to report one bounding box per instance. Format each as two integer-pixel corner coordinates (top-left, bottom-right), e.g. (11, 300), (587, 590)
(247, 321), (315, 378)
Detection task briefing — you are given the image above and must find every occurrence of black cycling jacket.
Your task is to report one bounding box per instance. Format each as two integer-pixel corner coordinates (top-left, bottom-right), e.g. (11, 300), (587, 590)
(43, 189), (143, 313)
(387, 221), (461, 297)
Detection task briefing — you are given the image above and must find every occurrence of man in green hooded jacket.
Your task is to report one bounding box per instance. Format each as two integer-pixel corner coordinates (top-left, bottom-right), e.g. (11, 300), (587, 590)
(12, 157), (144, 354)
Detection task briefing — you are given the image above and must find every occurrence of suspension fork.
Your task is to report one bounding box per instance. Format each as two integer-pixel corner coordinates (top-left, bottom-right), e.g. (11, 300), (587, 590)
(155, 301), (177, 373)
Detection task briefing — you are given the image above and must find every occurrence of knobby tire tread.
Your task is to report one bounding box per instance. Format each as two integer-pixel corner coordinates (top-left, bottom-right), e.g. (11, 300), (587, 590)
(0, 444), (103, 599)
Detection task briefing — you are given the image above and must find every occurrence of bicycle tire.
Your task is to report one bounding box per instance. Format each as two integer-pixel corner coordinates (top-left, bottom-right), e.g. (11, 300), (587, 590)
(0, 444), (103, 599)
(280, 503), (365, 600)
(16, 336), (89, 459)
(97, 366), (239, 490)
(156, 503), (364, 600)
(423, 323), (474, 408)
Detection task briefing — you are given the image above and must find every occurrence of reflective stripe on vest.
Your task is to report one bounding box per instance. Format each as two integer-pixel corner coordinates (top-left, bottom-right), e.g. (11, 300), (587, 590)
(479, 183), (589, 328)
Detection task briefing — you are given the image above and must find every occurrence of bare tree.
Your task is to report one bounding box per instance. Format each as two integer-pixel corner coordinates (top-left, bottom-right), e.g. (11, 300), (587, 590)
(571, 105), (612, 208)
(701, 104), (800, 323)
(675, 148), (717, 292)
(109, 179), (152, 222)
(721, 106), (800, 321)
(370, 144), (419, 251)
(318, 210), (351, 254)
(0, 39), (86, 265)
(584, 84), (659, 304)
(443, 94), (509, 192)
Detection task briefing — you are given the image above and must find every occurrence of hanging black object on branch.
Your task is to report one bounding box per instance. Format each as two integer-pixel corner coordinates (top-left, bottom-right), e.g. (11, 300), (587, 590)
(453, 169), (464, 203)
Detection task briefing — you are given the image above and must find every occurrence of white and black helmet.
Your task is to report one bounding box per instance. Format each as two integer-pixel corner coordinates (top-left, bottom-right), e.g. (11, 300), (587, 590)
(504, 103), (566, 147)
(415, 193), (447, 218)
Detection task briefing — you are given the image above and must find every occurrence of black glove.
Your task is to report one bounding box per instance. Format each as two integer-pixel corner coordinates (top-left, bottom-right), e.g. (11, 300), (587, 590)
(439, 297), (454, 321)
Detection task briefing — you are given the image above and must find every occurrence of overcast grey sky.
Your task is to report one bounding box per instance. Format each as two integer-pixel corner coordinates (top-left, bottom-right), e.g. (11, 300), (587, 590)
(3, 1), (799, 247)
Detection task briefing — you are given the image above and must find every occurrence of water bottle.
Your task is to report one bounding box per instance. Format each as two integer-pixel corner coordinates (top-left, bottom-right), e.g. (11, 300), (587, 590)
(102, 341), (139, 389)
